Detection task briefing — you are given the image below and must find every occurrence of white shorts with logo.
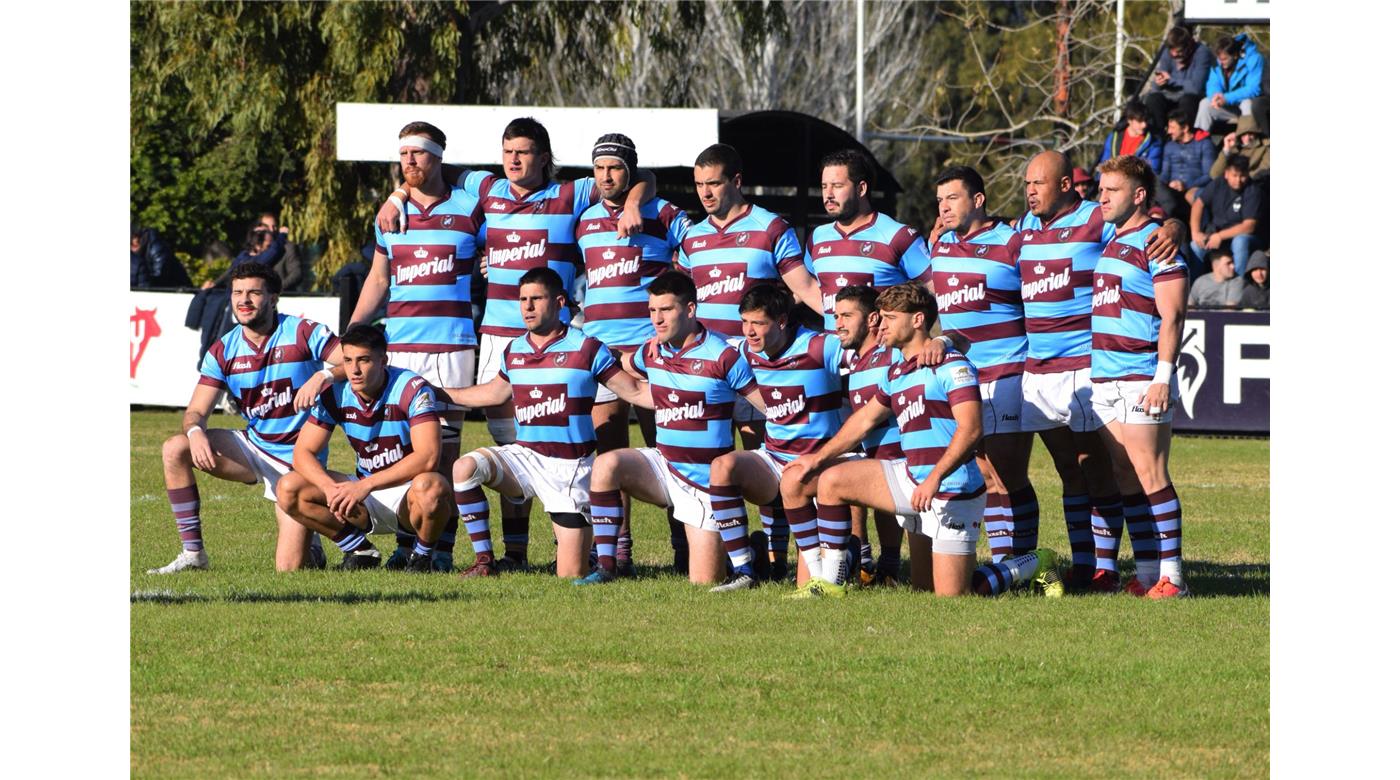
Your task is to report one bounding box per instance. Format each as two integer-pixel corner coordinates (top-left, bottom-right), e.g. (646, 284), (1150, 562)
(389, 348), (477, 412)
(1020, 367), (1102, 433)
(980, 374), (1024, 436)
(362, 480), (413, 536)
(490, 444), (592, 515)
(1090, 377), (1180, 426)
(475, 333), (515, 387)
(879, 458), (984, 555)
(637, 447), (717, 531)
(228, 430), (290, 501)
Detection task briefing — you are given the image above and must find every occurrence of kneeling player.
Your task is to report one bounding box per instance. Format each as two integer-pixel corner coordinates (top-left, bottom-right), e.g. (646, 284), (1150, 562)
(1090, 156), (1189, 597)
(445, 268), (653, 579)
(588, 271), (769, 585)
(276, 325), (453, 570)
(148, 263), (339, 574)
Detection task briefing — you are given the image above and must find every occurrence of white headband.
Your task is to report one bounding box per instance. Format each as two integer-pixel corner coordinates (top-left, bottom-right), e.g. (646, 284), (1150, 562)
(398, 135), (444, 158)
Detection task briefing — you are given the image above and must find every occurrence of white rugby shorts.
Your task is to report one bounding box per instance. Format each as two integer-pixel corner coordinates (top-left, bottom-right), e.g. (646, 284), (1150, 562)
(362, 480), (413, 536)
(490, 444), (592, 515)
(980, 374), (1024, 436)
(1020, 367), (1102, 433)
(389, 348), (476, 413)
(637, 447), (718, 531)
(1090, 377), (1179, 426)
(227, 429), (290, 502)
(474, 333), (515, 387)
(879, 458), (984, 555)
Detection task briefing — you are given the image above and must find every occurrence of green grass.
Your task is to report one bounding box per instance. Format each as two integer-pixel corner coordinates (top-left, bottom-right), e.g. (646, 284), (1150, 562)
(131, 410), (1269, 778)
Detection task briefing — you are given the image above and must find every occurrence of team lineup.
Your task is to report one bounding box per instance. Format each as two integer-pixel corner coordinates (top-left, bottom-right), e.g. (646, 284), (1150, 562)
(150, 115), (1189, 599)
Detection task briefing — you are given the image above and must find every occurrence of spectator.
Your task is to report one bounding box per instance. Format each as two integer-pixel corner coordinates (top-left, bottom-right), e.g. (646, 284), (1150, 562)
(206, 213), (304, 291)
(1208, 114), (1270, 181)
(1096, 99), (1163, 174)
(1238, 250), (1269, 309)
(131, 224), (192, 289)
(1190, 155), (1264, 277)
(1195, 33), (1266, 133)
(1143, 25), (1214, 133)
(1156, 107), (1215, 221)
(1071, 167), (1095, 200)
(1188, 247), (1243, 309)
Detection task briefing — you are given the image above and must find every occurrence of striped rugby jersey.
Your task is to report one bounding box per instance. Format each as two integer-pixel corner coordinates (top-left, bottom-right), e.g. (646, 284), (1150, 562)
(677, 203), (804, 338)
(471, 172), (599, 338)
(740, 327), (847, 463)
(1090, 219), (1188, 382)
(308, 366), (439, 479)
(576, 197), (691, 349)
(930, 222), (1028, 381)
(631, 324), (759, 489)
(844, 344), (904, 459)
(197, 313), (338, 466)
(1015, 199), (1115, 373)
(373, 182), (485, 352)
(874, 351), (985, 498)
(497, 327), (623, 459)
(804, 212), (933, 331)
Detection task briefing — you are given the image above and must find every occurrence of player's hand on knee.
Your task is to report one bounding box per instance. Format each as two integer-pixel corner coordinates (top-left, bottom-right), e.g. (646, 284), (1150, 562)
(188, 429), (216, 472)
(783, 454), (819, 483)
(911, 480), (937, 512)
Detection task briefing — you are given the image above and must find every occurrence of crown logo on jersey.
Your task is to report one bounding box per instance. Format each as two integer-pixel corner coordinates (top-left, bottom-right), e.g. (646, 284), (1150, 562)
(602, 248), (616, 260)
(976, 245), (989, 257)
(555, 353), (568, 366)
(530, 387), (543, 399)
(897, 395), (907, 406)
(414, 247), (429, 259)
(261, 385), (274, 396)
(836, 275), (848, 287)
(1059, 228), (1072, 240)
(709, 267), (722, 278)
(736, 233), (750, 246)
(853, 392), (862, 405)
(505, 231), (523, 243)
(947, 275), (959, 287)
(1097, 278), (1104, 287)
(1034, 263), (1046, 275)
(442, 215), (454, 228)
(860, 242), (874, 256)
(692, 359), (703, 372)
(770, 388), (782, 400)
(1119, 246), (1131, 258)
(667, 391), (680, 403)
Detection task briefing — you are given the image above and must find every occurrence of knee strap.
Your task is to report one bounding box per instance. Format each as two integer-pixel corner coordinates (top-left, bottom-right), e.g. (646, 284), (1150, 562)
(453, 450), (497, 492)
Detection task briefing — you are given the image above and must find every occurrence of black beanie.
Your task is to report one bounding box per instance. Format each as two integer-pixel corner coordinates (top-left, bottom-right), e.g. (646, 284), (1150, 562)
(591, 133), (638, 188)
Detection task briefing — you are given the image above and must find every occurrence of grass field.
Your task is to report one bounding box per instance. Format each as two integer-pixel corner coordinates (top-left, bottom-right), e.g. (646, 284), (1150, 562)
(130, 409), (1269, 778)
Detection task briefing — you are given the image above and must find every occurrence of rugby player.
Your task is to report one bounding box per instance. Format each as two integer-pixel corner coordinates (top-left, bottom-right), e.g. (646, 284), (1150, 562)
(444, 268), (653, 579)
(1090, 156), (1189, 598)
(276, 325), (453, 571)
(707, 283), (847, 593)
(576, 133), (690, 576)
(678, 143), (823, 571)
(586, 271), (769, 586)
(1015, 150), (1183, 590)
(148, 263), (340, 574)
(929, 166), (1040, 575)
(377, 117), (656, 572)
(785, 283), (998, 596)
(350, 121), (483, 572)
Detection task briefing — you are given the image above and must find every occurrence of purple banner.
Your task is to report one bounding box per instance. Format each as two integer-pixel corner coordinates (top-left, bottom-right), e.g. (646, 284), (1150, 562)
(1175, 310), (1269, 433)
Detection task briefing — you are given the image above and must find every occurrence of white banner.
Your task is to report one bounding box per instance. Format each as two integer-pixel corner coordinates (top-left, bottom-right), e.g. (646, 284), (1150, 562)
(336, 103), (719, 169)
(130, 291), (341, 408)
(1184, 0), (1271, 22)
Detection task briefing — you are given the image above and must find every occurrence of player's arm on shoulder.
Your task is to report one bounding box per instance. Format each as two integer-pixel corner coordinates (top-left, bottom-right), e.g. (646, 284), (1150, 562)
(294, 344), (345, 412)
(349, 250), (391, 327)
(780, 264), (826, 317)
(1146, 217), (1188, 262)
(616, 169), (658, 238)
(445, 375), (512, 410)
(741, 386), (769, 416)
(604, 369), (653, 409)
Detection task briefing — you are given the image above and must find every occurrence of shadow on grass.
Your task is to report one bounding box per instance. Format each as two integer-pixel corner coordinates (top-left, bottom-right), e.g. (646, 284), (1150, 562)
(1117, 559), (1270, 597)
(130, 589), (477, 605)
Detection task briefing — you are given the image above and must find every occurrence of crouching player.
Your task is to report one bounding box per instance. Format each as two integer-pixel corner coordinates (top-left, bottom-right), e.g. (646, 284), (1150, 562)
(276, 325), (453, 570)
(586, 271), (769, 586)
(148, 263), (341, 573)
(1091, 156), (1189, 598)
(445, 268), (653, 579)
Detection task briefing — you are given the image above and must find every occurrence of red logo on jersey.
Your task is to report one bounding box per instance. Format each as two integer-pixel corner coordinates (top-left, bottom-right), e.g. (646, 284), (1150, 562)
(130, 307), (162, 379)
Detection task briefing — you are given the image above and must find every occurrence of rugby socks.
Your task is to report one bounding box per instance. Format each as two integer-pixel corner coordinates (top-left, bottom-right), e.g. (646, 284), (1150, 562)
(874, 512), (902, 578)
(434, 517), (458, 555)
(1148, 484), (1184, 585)
(167, 485), (202, 552)
(501, 496), (530, 562)
(759, 502), (789, 560)
(330, 523), (373, 554)
(394, 529), (415, 553)
(983, 491), (1012, 563)
(453, 483), (494, 556)
(1062, 493), (1096, 570)
(1090, 494), (1125, 573)
(412, 538), (433, 557)
(711, 484), (754, 572)
(1121, 492), (1159, 586)
(590, 489), (623, 573)
(786, 502), (823, 580)
(971, 551), (1042, 596)
(816, 501), (852, 584)
(1007, 485), (1040, 555)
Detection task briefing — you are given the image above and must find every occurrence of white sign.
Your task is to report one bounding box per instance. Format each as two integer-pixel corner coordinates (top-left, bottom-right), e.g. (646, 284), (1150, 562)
(1184, 0), (1271, 22)
(130, 291), (341, 408)
(336, 103), (719, 168)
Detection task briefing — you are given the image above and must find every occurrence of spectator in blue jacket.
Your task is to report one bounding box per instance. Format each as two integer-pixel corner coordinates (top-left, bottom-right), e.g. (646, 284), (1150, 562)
(1143, 26), (1213, 133)
(131, 224), (192, 289)
(1096, 100), (1163, 175)
(1155, 107), (1215, 221)
(1195, 33), (1266, 132)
